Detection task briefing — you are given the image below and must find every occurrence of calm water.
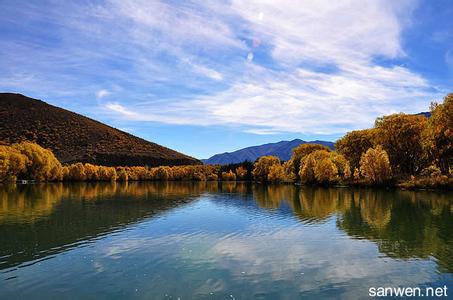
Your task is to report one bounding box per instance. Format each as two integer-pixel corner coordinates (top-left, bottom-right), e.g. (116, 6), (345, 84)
(0, 182), (452, 299)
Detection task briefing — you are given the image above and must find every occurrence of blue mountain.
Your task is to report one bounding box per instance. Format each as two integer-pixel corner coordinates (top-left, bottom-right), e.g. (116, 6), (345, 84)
(202, 139), (334, 165)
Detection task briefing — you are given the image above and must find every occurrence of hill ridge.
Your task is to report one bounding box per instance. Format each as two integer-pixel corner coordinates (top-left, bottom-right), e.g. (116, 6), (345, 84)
(0, 93), (200, 166)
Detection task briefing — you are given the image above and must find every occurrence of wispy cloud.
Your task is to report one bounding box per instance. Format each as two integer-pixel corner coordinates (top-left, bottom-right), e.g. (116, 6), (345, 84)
(0, 0), (444, 136)
(96, 89), (110, 99)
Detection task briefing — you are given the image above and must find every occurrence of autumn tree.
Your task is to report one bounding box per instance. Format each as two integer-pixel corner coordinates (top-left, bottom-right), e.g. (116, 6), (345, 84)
(289, 144), (331, 180)
(0, 145), (28, 182)
(235, 166), (247, 180)
(83, 163), (98, 181)
(68, 163), (86, 181)
(422, 94), (453, 173)
(12, 141), (62, 181)
(221, 170), (237, 181)
(267, 164), (286, 183)
(314, 158), (339, 184)
(359, 146), (392, 184)
(117, 168), (129, 181)
(374, 114), (427, 175)
(252, 156), (281, 182)
(335, 129), (376, 169)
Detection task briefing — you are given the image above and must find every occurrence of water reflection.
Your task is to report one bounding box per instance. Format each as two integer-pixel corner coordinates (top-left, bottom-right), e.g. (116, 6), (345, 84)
(0, 182), (452, 279)
(0, 182), (208, 269)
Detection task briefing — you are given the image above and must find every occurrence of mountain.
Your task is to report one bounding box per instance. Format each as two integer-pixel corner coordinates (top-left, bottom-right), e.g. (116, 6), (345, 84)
(203, 139), (335, 165)
(0, 93), (200, 166)
(415, 112), (431, 118)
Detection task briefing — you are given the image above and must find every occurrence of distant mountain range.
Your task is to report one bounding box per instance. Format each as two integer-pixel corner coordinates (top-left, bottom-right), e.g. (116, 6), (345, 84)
(0, 93), (200, 166)
(202, 139), (335, 165)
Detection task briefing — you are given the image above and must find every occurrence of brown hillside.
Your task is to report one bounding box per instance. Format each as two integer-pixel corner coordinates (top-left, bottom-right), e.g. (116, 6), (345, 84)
(0, 93), (200, 166)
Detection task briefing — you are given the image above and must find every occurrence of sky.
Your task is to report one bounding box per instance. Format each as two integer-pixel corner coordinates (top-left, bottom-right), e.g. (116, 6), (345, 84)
(0, 0), (452, 159)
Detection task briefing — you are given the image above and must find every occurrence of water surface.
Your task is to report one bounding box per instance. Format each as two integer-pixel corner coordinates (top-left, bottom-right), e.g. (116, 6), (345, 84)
(0, 182), (452, 299)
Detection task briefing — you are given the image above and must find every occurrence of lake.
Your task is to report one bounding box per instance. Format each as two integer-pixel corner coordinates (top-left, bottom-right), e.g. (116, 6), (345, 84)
(0, 182), (452, 299)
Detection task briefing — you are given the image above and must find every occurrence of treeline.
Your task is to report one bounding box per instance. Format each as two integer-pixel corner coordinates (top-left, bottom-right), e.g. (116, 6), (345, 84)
(0, 94), (451, 188)
(248, 94), (452, 188)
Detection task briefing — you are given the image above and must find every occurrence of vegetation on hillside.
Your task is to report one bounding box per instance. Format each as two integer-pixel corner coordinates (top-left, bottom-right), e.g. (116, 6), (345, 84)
(0, 93), (199, 166)
(0, 94), (452, 189)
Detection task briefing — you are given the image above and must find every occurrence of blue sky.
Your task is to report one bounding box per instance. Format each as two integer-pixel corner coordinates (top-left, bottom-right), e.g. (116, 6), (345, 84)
(0, 0), (452, 159)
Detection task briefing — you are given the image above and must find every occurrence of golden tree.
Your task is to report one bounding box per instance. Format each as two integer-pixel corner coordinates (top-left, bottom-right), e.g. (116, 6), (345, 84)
(314, 158), (339, 183)
(289, 144), (331, 180)
(235, 166), (247, 180)
(374, 114), (427, 175)
(359, 146), (392, 184)
(68, 163), (86, 181)
(222, 170), (237, 181)
(252, 156), (281, 182)
(12, 141), (62, 181)
(422, 94), (453, 173)
(0, 145), (28, 182)
(335, 129), (376, 169)
(267, 164), (286, 183)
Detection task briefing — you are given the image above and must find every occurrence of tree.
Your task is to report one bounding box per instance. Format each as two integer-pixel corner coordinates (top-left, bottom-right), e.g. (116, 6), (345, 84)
(235, 166), (247, 180)
(221, 170), (236, 181)
(267, 164), (286, 183)
(0, 145), (28, 182)
(84, 163), (98, 181)
(314, 158), (338, 184)
(335, 129), (376, 169)
(151, 166), (170, 180)
(117, 168), (129, 181)
(289, 144), (331, 180)
(330, 152), (351, 180)
(68, 163), (86, 181)
(374, 114), (427, 175)
(359, 146), (392, 184)
(422, 94), (453, 173)
(252, 156), (281, 182)
(12, 141), (62, 181)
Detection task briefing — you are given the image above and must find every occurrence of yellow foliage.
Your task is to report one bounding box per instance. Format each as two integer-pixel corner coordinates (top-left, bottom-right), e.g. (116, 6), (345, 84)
(12, 141), (62, 181)
(221, 170), (236, 181)
(235, 166), (247, 180)
(267, 164), (286, 183)
(252, 156), (281, 182)
(359, 146), (392, 184)
(0, 145), (28, 182)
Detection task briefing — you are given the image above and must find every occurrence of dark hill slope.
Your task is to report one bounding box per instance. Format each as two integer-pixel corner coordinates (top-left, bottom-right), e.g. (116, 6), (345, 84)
(0, 93), (200, 166)
(203, 139), (335, 165)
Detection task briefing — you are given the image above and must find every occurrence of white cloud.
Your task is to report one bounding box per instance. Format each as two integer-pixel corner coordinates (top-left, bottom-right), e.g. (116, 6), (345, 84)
(105, 103), (137, 117)
(96, 89), (110, 99)
(0, 0), (443, 136)
(101, 0), (440, 134)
